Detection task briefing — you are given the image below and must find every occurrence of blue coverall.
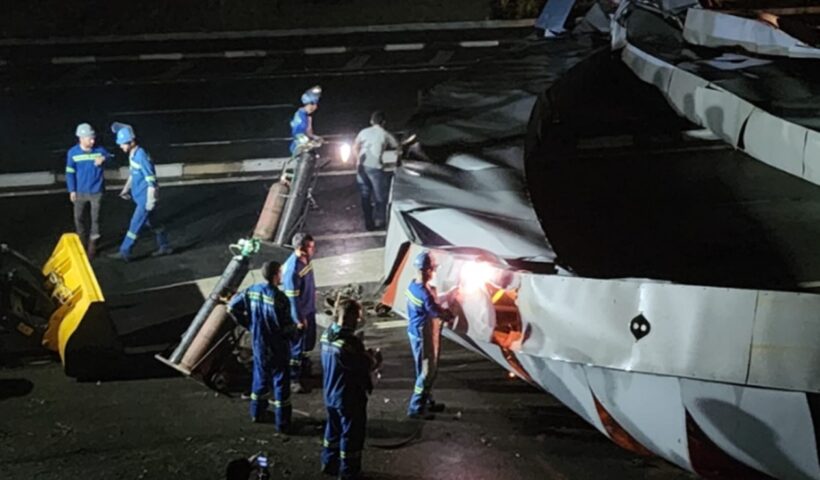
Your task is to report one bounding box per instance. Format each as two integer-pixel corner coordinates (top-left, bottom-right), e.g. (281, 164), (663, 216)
(118, 147), (170, 257)
(405, 279), (445, 415)
(282, 252), (317, 380)
(321, 324), (373, 479)
(289, 108), (310, 155)
(228, 282), (293, 430)
(66, 144), (111, 243)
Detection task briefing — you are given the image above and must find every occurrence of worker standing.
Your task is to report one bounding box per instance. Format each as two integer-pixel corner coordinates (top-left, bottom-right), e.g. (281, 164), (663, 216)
(228, 261), (293, 432)
(289, 86), (322, 156)
(405, 251), (453, 420)
(65, 123), (112, 259)
(108, 122), (172, 261)
(320, 299), (381, 479)
(282, 232), (317, 393)
(352, 111), (399, 231)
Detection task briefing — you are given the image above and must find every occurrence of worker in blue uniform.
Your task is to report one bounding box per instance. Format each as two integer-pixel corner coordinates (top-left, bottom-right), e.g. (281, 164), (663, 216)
(282, 232), (317, 393)
(228, 261), (294, 432)
(320, 299), (381, 479)
(66, 123), (112, 258)
(405, 250), (453, 420)
(108, 122), (172, 261)
(289, 85), (322, 155)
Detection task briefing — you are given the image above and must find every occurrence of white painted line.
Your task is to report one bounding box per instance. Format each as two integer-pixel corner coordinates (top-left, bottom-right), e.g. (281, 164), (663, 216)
(224, 50), (267, 58)
(156, 163), (184, 178)
(374, 319), (407, 330)
(112, 103), (292, 116)
(304, 46), (348, 55)
(0, 19), (534, 46)
(170, 140), (233, 147)
(459, 40), (500, 48)
(138, 53), (184, 61)
(240, 157), (289, 173)
(798, 281), (820, 289)
(314, 231), (386, 241)
(317, 169), (356, 177)
(384, 43), (425, 51)
(51, 56), (96, 64)
(0, 171), (57, 188)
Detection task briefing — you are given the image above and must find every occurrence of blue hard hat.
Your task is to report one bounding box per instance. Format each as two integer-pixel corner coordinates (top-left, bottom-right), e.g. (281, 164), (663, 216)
(413, 251), (436, 271)
(301, 85), (322, 105)
(111, 122), (135, 144)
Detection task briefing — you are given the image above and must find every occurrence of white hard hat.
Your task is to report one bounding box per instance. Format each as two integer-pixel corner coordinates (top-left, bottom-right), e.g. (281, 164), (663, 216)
(75, 123), (96, 138)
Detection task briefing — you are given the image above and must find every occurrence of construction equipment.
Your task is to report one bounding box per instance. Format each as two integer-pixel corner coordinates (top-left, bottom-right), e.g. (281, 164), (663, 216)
(1, 233), (120, 376)
(156, 238), (260, 388)
(253, 181), (290, 241)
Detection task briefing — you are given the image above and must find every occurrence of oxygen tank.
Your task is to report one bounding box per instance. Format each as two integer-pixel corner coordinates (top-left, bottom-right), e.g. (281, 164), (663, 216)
(253, 181), (290, 241)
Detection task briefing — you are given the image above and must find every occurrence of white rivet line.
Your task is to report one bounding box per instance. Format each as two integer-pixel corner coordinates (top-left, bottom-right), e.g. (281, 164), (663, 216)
(384, 43), (425, 51)
(459, 40), (500, 48)
(138, 53), (184, 61)
(51, 56), (97, 64)
(304, 46), (348, 55)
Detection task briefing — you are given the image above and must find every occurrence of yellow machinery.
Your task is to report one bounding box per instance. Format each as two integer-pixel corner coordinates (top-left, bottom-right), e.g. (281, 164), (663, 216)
(1, 233), (119, 377)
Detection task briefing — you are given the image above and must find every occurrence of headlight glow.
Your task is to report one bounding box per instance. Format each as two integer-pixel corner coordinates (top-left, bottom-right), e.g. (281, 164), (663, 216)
(339, 143), (351, 163)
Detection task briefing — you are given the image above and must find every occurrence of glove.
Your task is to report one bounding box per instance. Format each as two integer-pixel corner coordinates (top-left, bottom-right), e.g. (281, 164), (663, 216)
(146, 187), (157, 211)
(69, 192), (77, 203)
(119, 190), (131, 201)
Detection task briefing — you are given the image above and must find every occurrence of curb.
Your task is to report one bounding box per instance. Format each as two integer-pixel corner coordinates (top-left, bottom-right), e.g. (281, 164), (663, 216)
(0, 19), (535, 47)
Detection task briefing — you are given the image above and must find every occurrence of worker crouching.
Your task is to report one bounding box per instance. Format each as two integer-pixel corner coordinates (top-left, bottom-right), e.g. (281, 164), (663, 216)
(321, 300), (382, 479)
(228, 261), (294, 432)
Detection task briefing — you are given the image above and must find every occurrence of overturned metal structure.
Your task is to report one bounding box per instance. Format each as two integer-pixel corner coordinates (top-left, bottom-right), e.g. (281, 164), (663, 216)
(382, 1), (820, 478)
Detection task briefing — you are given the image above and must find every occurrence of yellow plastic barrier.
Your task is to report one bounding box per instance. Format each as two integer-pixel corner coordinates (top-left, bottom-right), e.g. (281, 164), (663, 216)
(41, 233), (119, 376)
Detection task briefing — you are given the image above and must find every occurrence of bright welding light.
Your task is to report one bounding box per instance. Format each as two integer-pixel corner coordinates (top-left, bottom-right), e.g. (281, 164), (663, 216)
(459, 261), (494, 292)
(339, 143), (351, 163)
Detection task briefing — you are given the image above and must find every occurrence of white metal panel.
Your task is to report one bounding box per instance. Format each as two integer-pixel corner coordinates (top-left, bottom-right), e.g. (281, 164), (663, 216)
(748, 291), (820, 393)
(681, 379), (820, 479)
(621, 44), (674, 92)
(516, 354), (607, 435)
(587, 367), (692, 471)
(743, 109), (807, 179)
(666, 67), (710, 123)
(693, 86), (755, 148)
(804, 131), (820, 186)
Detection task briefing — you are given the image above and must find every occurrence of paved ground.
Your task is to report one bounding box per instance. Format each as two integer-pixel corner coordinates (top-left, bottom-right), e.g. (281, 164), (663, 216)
(0, 293), (694, 480)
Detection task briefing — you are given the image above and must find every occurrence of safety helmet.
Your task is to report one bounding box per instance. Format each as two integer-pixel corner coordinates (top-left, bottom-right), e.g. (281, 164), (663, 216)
(301, 85), (322, 105)
(111, 122), (135, 145)
(413, 251), (436, 271)
(75, 123), (96, 138)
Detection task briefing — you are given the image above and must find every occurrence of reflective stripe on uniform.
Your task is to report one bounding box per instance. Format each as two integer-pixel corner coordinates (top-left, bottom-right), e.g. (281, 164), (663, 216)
(340, 450), (361, 459)
(298, 263), (313, 277)
(129, 161), (142, 169)
(492, 289), (506, 304)
(65, 167), (76, 173)
(290, 359), (301, 366)
(331, 340), (345, 348)
(126, 231), (138, 240)
(72, 153), (99, 162)
(323, 438), (340, 448)
(145, 176), (156, 182)
(285, 289), (300, 297)
(405, 289), (423, 307)
(269, 398), (291, 408)
(414, 385), (424, 394)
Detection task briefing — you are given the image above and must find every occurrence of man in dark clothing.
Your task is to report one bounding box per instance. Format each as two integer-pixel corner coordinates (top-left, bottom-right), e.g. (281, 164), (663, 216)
(320, 300), (381, 479)
(228, 261), (293, 432)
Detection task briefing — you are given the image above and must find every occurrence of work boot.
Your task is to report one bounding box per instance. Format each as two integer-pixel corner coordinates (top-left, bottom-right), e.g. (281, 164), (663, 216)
(427, 402), (446, 413)
(151, 246), (174, 257)
(407, 410), (435, 420)
(105, 251), (131, 262)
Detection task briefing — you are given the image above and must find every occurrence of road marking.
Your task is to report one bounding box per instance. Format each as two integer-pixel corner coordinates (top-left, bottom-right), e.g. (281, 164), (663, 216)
(0, 19), (534, 46)
(374, 319), (407, 330)
(459, 40), (500, 48)
(344, 54), (371, 70)
(112, 103), (293, 116)
(384, 43), (425, 51)
(138, 53), (184, 61)
(51, 56), (96, 64)
(430, 50), (455, 65)
(169, 140), (233, 147)
(224, 50), (267, 58)
(304, 46), (347, 55)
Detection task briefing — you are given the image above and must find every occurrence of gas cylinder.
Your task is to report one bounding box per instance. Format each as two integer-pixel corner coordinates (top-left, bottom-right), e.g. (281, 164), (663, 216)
(253, 181), (290, 241)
